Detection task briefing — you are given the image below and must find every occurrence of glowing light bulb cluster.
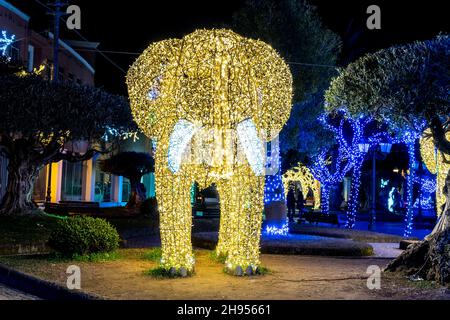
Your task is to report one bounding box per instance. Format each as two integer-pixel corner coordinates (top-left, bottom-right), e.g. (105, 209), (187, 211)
(265, 223), (289, 236)
(420, 129), (450, 214)
(0, 30), (15, 60)
(282, 163), (321, 210)
(127, 29), (292, 274)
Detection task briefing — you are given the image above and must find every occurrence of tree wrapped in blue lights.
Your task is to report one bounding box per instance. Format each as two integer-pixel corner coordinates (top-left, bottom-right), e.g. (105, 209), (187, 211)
(310, 113), (358, 215)
(324, 35), (450, 284)
(368, 131), (423, 236)
(413, 175), (437, 210)
(264, 141), (285, 204)
(264, 139), (289, 236)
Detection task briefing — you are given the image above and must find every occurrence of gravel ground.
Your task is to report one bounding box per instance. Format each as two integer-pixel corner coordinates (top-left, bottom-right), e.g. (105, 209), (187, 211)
(1, 249), (449, 300)
(0, 283), (39, 300)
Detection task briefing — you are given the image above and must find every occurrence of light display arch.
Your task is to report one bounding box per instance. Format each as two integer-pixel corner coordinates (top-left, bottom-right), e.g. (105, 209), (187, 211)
(282, 163), (321, 210)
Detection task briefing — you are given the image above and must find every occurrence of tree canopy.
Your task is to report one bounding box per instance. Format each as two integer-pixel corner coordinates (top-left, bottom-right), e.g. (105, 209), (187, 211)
(98, 151), (154, 180)
(232, 0), (341, 102)
(0, 72), (135, 162)
(0, 70), (135, 214)
(232, 0), (341, 166)
(325, 35), (450, 155)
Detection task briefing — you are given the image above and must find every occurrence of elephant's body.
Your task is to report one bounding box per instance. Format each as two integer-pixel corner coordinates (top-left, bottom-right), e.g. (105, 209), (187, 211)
(156, 141), (265, 272)
(127, 29), (292, 275)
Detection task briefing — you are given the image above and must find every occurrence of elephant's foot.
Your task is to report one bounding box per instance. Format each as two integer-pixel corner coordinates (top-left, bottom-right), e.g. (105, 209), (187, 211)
(224, 264), (263, 276)
(168, 266), (193, 278)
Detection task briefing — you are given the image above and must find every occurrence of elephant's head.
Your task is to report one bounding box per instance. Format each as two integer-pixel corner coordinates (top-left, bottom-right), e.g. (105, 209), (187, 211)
(127, 29), (292, 175)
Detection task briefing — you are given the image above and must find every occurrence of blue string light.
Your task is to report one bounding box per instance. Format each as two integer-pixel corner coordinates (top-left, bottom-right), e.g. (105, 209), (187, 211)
(404, 142), (416, 237)
(264, 140), (285, 204)
(265, 223), (289, 236)
(312, 113), (370, 219)
(0, 30), (15, 60)
(312, 111), (425, 234)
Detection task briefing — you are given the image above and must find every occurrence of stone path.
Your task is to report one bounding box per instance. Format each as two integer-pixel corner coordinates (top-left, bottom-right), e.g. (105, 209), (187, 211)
(0, 283), (39, 300)
(369, 243), (403, 258)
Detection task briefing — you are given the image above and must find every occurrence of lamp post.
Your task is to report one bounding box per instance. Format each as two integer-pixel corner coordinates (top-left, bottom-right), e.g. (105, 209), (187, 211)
(413, 160), (423, 217)
(369, 149), (376, 230)
(358, 142), (392, 231)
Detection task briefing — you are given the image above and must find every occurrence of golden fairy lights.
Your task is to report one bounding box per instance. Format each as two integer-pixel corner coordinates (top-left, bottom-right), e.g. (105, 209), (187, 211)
(127, 29), (292, 274)
(420, 129), (450, 214)
(282, 163), (321, 210)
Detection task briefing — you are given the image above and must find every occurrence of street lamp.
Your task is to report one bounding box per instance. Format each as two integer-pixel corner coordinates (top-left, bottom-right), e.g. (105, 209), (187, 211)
(358, 142), (392, 231)
(380, 143), (392, 154)
(358, 143), (370, 153)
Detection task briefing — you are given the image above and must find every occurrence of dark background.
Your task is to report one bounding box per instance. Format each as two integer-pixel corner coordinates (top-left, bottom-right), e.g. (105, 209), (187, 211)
(8, 0), (449, 95)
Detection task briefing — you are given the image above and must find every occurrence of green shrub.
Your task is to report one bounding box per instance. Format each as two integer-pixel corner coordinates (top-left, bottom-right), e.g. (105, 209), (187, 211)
(48, 216), (120, 257)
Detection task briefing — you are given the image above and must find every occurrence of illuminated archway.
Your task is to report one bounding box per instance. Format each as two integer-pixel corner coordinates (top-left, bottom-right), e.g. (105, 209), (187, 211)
(282, 163), (321, 210)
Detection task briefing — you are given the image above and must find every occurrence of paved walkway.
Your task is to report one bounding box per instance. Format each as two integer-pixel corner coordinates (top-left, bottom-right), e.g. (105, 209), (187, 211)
(0, 283), (39, 300)
(369, 243), (403, 258)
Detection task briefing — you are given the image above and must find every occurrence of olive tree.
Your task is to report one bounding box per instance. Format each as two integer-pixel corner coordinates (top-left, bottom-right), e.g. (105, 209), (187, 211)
(0, 72), (134, 215)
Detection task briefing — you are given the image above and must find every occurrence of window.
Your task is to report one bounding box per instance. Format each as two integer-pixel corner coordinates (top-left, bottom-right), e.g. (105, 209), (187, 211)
(122, 177), (131, 203)
(61, 161), (84, 201)
(94, 169), (112, 203)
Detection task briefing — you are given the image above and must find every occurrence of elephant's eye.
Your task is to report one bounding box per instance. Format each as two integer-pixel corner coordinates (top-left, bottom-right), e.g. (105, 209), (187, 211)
(147, 76), (162, 101)
(148, 87), (159, 101)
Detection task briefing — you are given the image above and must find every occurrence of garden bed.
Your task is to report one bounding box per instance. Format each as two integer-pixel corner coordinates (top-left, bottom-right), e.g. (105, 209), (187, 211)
(290, 224), (413, 243)
(192, 232), (374, 256)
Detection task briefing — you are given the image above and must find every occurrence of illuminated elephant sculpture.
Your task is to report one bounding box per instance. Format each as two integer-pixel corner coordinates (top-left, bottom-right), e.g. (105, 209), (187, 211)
(127, 29), (292, 275)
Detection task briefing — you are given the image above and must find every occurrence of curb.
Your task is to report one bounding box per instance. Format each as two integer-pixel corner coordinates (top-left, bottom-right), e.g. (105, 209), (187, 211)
(192, 232), (374, 257)
(0, 263), (105, 300)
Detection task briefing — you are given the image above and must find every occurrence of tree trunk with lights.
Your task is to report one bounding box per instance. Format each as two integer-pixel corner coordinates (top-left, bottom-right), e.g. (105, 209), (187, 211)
(385, 169), (450, 285)
(126, 176), (146, 209)
(0, 157), (40, 215)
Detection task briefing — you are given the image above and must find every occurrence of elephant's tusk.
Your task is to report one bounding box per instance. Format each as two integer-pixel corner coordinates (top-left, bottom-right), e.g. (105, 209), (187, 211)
(237, 119), (266, 176)
(168, 119), (199, 173)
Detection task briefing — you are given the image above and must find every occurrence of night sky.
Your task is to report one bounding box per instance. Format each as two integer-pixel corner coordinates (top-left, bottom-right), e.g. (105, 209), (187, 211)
(8, 0), (449, 95)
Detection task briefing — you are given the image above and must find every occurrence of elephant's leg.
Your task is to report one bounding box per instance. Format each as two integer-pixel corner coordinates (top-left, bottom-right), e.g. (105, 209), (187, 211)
(156, 169), (195, 273)
(225, 170), (265, 275)
(216, 180), (233, 257)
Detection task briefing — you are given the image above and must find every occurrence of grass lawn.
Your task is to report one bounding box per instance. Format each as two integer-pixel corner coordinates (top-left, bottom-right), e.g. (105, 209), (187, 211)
(0, 213), (59, 245)
(0, 248), (449, 300)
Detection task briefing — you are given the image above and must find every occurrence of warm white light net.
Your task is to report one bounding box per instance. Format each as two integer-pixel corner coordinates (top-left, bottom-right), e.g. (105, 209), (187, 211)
(420, 129), (450, 215)
(282, 163), (321, 210)
(127, 29), (292, 274)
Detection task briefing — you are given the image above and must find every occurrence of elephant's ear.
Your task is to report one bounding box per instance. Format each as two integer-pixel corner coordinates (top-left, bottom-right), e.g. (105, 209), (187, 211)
(248, 39), (293, 142)
(126, 39), (181, 140)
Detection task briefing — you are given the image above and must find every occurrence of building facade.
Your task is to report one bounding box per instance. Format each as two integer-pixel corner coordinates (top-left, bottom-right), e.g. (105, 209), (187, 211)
(0, 0), (154, 207)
